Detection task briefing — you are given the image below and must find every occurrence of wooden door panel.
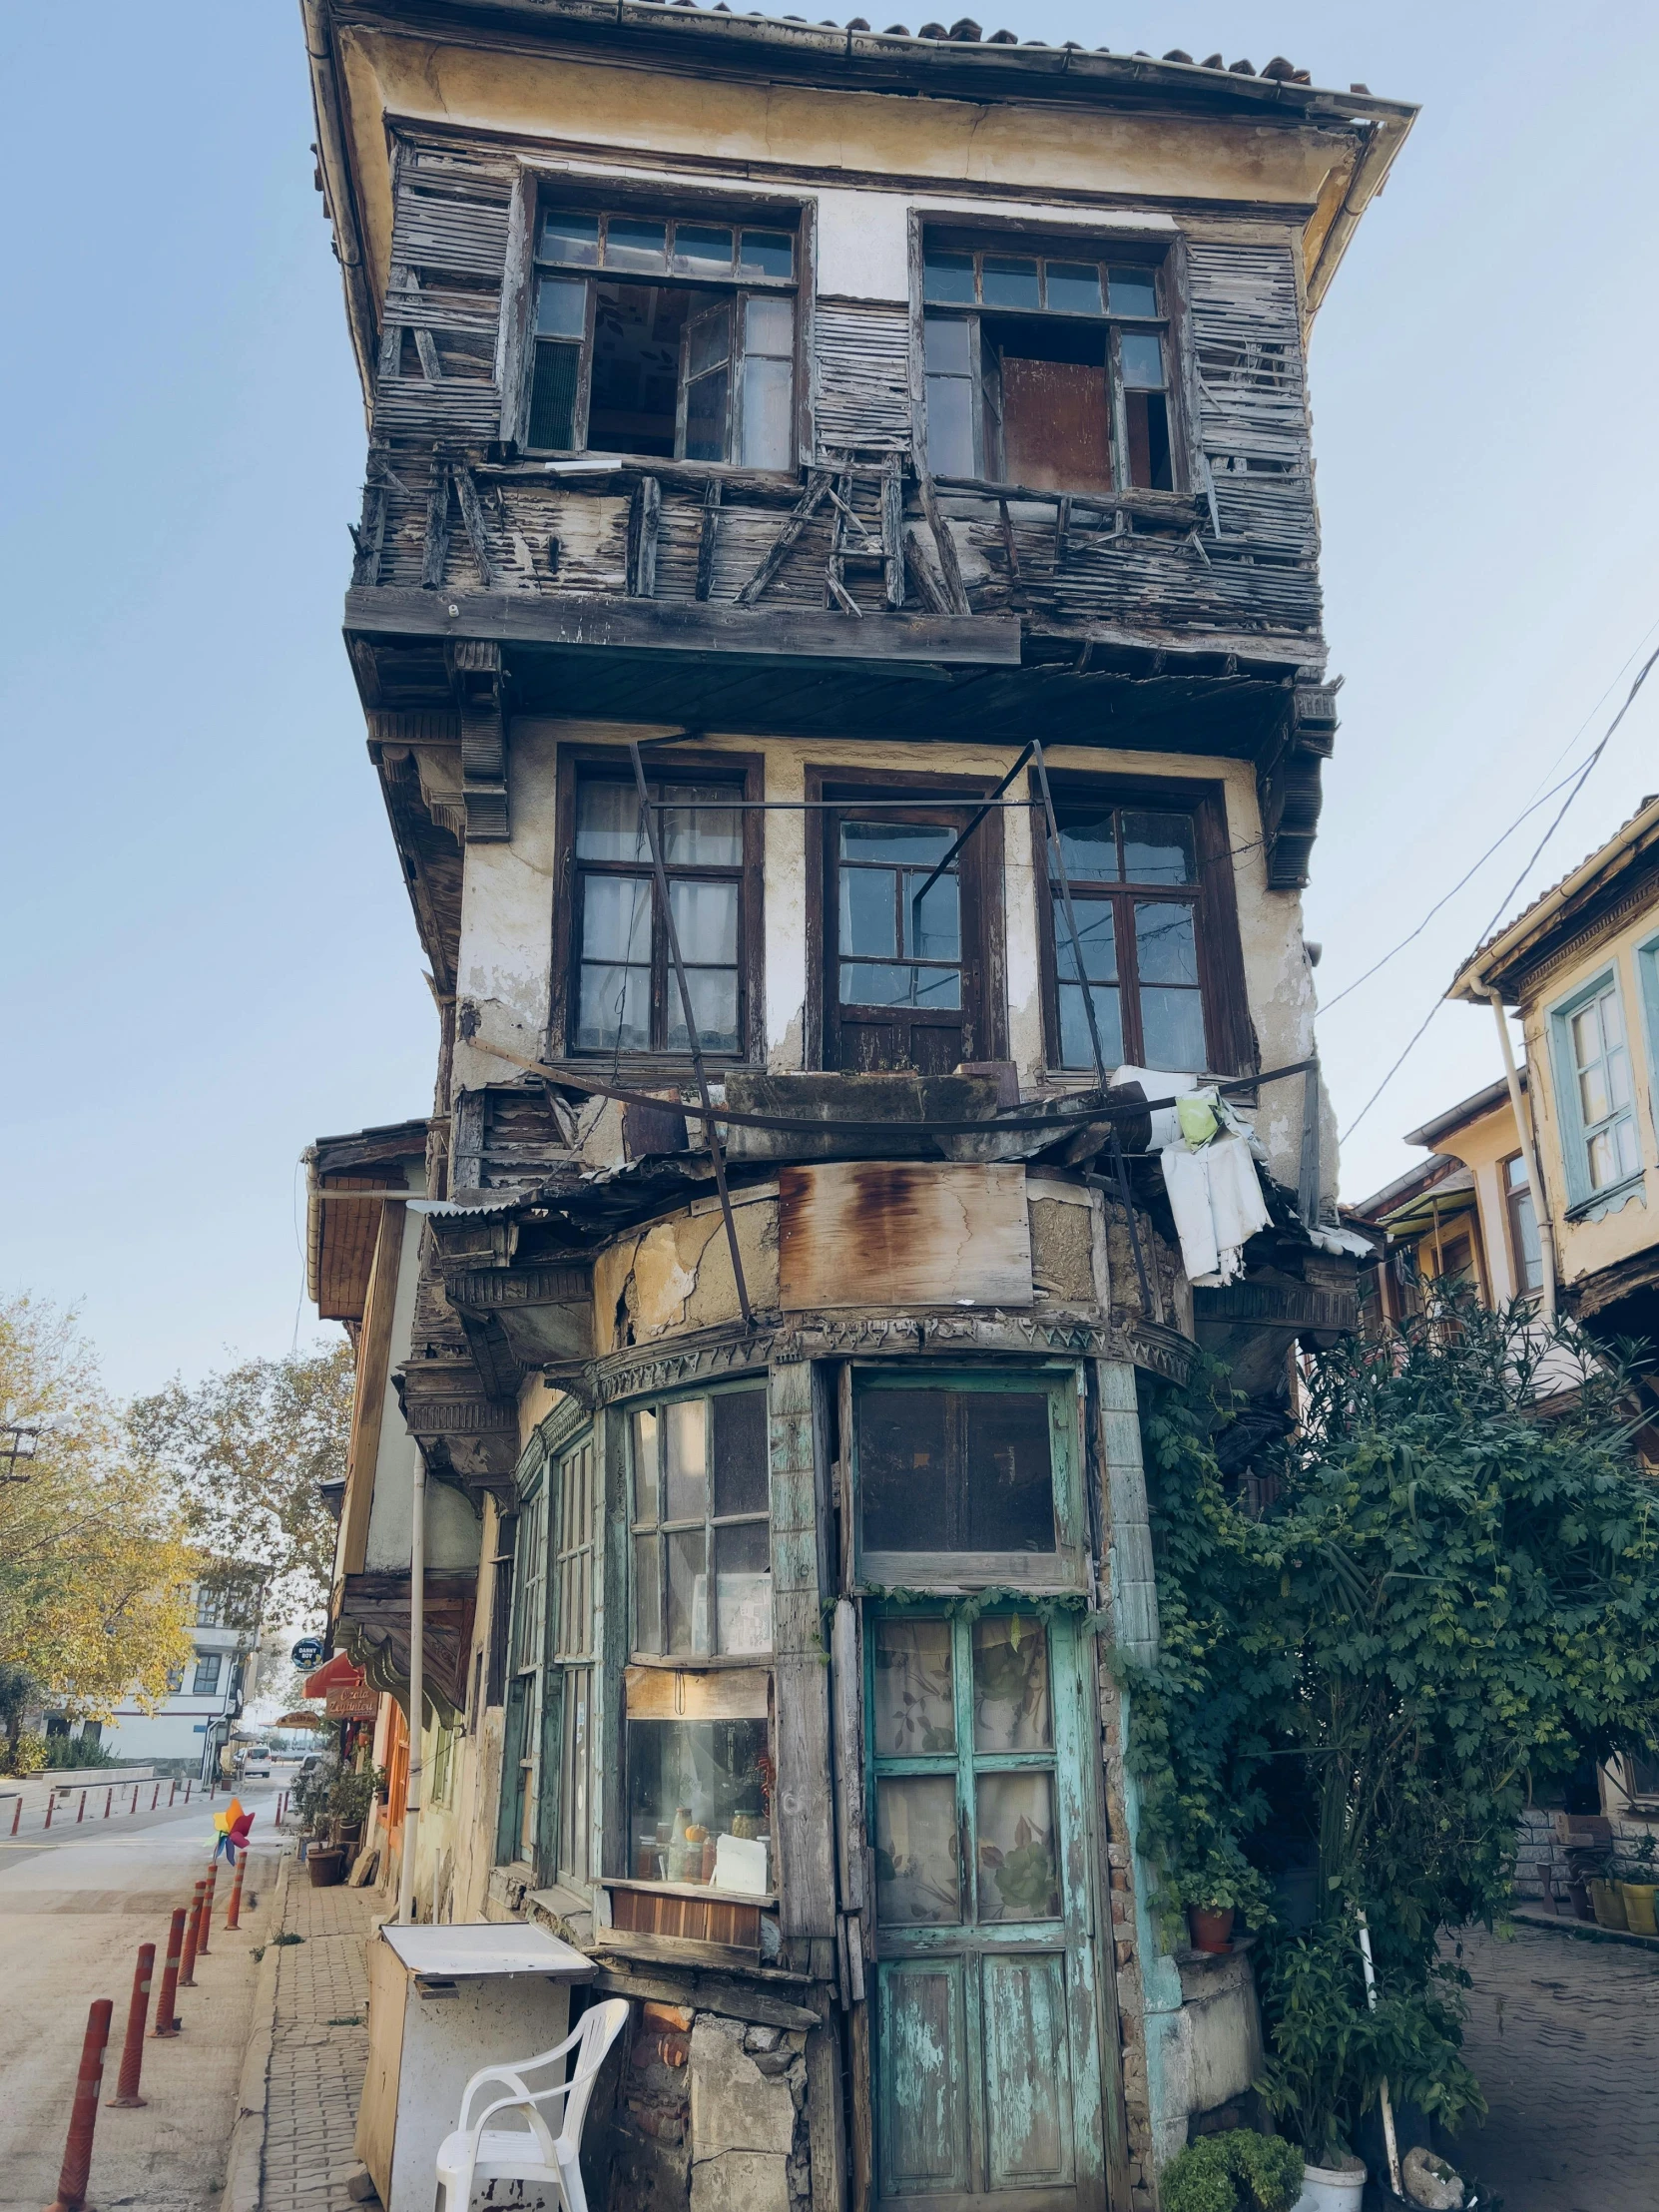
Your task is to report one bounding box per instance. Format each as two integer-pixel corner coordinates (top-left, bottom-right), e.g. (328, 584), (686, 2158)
(1000, 359), (1112, 495)
(982, 1953), (1076, 2190)
(878, 1958), (972, 2198)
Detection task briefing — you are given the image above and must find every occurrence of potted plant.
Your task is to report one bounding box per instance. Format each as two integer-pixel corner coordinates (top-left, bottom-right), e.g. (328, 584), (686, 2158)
(1163, 2130), (1303, 2212)
(1615, 1831), (1658, 1936)
(1181, 1845), (1271, 1956)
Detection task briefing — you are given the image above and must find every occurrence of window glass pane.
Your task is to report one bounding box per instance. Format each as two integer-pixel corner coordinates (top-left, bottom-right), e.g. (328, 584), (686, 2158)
(1140, 987), (1208, 1071)
(871, 1618), (956, 1754)
(1107, 266), (1158, 316)
(665, 1399), (709, 1520)
(688, 305), (732, 378)
(964, 1393), (1055, 1552)
(1608, 1042), (1632, 1111)
(606, 217), (669, 271)
(745, 293), (795, 354)
(975, 1772), (1060, 1923)
(924, 314), (973, 374)
(1506, 1154), (1529, 1193)
(1134, 902), (1199, 986)
(589, 281), (687, 457)
(577, 961), (650, 1051)
(1119, 331), (1166, 389)
(923, 249), (977, 304)
(902, 871), (960, 961)
(841, 961), (961, 1010)
(925, 375), (977, 478)
(972, 1615), (1052, 1750)
(841, 821), (954, 865)
(685, 364), (731, 462)
(737, 229), (795, 278)
(1053, 897), (1116, 982)
(713, 1390), (770, 1517)
(658, 783), (741, 865)
(859, 1387), (950, 1552)
(535, 277), (587, 340)
(1045, 262), (1103, 315)
(840, 866), (896, 959)
(1053, 811), (1119, 881)
(715, 1520), (773, 1654)
(667, 1527), (707, 1651)
(576, 779), (644, 860)
(1588, 1129), (1617, 1189)
(628, 1717), (771, 1885)
(1616, 1117), (1640, 1177)
(559, 1667), (591, 1882)
(634, 1533), (663, 1652)
(741, 351), (795, 470)
(1577, 1054), (1610, 1127)
(670, 878), (739, 965)
(1122, 812), (1196, 884)
(633, 1408), (660, 1521)
(675, 223), (734, 271)
(541, 211), (600, 265)
(1058, 983), (1123, 1070)
(982, 255), (1040, 310)
(1124, 388), (1174, 490)
(581, 873), (651, 962)
(875, 1775), (961, 1926)
(528, 340), (581, 449)
(669, 967), (739, 1054)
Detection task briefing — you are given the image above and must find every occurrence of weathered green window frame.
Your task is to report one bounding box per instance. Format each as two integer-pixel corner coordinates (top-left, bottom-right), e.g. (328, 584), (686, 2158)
(1546, 965), (1646, 1219)
(850, 1366), (1088, 1593)
(495, 1468), (546, 1869)
(626, 1379), (773, 1661)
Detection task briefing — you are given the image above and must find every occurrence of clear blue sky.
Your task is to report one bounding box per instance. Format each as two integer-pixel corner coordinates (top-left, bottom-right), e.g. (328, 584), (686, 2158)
(4, 3), (1657, 1397)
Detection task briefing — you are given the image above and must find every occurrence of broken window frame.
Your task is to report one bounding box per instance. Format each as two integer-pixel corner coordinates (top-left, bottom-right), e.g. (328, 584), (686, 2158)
(551, 1430), (598, 1892)
(520, 203), (802, 468)
(626, 1382), (773, 1664)
(851, 1366), (1088, 1593)
(549, 745), (767, 1071)
(806, 765), (1010, 1075)
(915, 229), (1184, 496)
(1029, 771), (1256, 1081)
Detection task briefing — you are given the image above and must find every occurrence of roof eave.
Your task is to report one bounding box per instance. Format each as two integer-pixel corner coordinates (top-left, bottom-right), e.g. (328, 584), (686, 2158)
(1449, 796), (1659, 1005)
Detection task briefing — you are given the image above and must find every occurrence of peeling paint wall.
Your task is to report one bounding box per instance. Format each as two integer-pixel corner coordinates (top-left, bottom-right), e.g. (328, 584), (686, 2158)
(453, 721), (560, 1097)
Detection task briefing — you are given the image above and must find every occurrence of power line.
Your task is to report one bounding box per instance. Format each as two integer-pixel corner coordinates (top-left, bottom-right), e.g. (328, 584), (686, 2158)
(1338, 638), (1659, 1146)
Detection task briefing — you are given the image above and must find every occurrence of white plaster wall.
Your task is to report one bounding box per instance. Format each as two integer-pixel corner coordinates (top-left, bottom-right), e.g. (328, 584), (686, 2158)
(816, 183), (1178, 301)
(452, 721), (561, 1096)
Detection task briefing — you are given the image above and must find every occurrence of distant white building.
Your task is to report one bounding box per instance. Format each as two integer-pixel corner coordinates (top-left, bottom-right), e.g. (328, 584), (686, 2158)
(90, 1568), (267, 1779)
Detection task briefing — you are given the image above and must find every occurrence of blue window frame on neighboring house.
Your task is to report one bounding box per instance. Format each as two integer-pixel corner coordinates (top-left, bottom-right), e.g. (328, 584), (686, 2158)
(1638, 932), (1659, 1151)
(1547, 968), (1645, 1214)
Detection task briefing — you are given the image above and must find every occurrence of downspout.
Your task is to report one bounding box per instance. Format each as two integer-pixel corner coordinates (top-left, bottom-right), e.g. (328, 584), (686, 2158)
(299, 0), (379, 413)
(396, 1455), (426, 1924)
(1485, 987), (1557, 1324)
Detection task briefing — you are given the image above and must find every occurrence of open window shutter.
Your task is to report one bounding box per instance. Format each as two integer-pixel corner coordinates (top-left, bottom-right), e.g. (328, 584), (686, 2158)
(496, 1675), (529, 1863)
(496, 169), (538, 449)
(682, 299), (735, 463)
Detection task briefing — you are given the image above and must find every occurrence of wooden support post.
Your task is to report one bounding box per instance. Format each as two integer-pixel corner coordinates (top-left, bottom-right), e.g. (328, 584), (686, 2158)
(420, 448), (451, 590)
(915, 473), (970, 613)
(996, 496), (1027, 609)
(736, 469), (830, 605)
(881, 452), (904, 609)
(695, 475), (722, 601)
(451, 460), (496, 588)
(629, 474), (661, 598)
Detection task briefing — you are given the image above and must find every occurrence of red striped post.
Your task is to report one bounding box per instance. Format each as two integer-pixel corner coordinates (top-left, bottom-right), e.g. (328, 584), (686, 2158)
(76, 1790), (86, 1823)
(9, 1796), (18, 1837)
(104, 1787), (112, 1819)
(225, 1846), (249, 1931)
(151, 1782), (160, 1811)
(44, 1998), (112, 2212)
(107, 1942), (155, 2107)
(198, 1865), (217, 1954)
(168, 1778), (176, 1807)
(179, 1883), (206, 1988)
(184, 1779), (192, 1804)
(132, 1784), (139, 1815)
(152, 1910), (186, 2037)
(44, 1793), (54, 1830)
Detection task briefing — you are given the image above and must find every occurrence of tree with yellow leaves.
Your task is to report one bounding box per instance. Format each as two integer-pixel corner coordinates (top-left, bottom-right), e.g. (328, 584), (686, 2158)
(0, 1297), (196, 1764)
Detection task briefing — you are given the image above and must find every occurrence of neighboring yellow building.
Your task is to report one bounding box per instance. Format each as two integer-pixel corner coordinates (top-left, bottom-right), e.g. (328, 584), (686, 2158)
(1450, 794), (1659, 1350)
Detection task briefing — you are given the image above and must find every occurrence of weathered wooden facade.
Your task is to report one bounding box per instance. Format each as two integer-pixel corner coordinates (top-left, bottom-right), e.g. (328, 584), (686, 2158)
(301, 7), (1412, 2206)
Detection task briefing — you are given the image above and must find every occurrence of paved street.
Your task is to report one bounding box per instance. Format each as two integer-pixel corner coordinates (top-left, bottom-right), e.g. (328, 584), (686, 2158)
(261, 1878), (374, 2212)
(0, 1779), (281, 2212)
(1452, 1923), (1659, 2212)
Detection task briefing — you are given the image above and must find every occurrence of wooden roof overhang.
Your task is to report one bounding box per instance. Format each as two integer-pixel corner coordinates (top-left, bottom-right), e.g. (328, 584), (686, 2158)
(307, 1118), (429, 1322)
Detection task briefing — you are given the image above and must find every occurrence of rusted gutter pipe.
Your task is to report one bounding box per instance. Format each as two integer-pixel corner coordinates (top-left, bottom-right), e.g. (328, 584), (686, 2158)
(1485, 986), (1557, 1324)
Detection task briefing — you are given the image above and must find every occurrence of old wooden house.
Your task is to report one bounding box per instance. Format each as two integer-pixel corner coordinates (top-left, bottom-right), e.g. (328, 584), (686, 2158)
(299, 6), (1413, 2205)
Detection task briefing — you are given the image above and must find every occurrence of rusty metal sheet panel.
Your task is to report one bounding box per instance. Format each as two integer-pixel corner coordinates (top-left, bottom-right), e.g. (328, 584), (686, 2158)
(777, 1162), (1033, 1311)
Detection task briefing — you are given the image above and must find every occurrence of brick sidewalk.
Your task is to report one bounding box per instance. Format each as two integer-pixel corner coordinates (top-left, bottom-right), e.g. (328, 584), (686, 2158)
(1452, 1922), (1659, 2211)
(260, 1875), (375, 2212)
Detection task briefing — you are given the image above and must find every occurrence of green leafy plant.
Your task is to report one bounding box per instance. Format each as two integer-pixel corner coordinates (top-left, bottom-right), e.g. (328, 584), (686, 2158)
(1162, 2129), (1303, 2212)
(327, 1762), (386, 1830)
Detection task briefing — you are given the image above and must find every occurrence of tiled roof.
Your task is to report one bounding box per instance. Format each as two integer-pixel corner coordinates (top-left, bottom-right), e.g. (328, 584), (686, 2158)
(1451, 792), (1659, 994)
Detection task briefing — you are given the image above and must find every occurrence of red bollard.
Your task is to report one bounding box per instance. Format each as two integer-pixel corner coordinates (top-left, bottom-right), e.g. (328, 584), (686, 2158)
(184, 1779), (192, 1803)
(152, 1910), (186, 2037)
(179, 1883), (206, 1988)
(168, 1779), (176, 1807)
(45, 1793), (54, 1830)
(132, 1784), (139, 1815)
(9, 1796), (18, 1837)
(107, 1942), (155, 2107)
(103, 1787), (112, 1819)
(77, 1791), (86, 1824)
(198, 1864), (218, 1954)
(44, 1997), (112, 2212)
(225, 1846), (249, 1931)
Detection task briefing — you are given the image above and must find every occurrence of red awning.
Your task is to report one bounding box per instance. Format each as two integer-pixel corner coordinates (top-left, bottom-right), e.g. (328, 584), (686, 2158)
(302, 1653), (366, 1699)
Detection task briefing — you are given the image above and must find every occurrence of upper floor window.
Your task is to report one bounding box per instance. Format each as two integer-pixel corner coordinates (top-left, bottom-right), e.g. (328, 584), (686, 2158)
(1549, 971), (1643, 1210)
(1503, 1153), (1544, 1296)
(921, 236), (1176, 495)
(630, 1384), (771, 1658)
(1032, 779), (1252, 1078)
(192, 1651), (223, 1696)
(527, 207), (797, 468)
(553, 750), (763, 1065)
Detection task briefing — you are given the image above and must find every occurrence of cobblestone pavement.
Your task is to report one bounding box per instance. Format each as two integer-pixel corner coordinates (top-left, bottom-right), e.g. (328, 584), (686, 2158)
(261, 1876), (375, 2212)
(1451, 1923), (1659, 2212)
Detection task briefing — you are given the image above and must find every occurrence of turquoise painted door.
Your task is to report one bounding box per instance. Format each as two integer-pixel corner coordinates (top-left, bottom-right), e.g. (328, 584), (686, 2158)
(868, 1608), (1110, 2212)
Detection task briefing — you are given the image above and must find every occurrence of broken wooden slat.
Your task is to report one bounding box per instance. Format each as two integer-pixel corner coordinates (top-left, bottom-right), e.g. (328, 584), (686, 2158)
(420, 449), (451, 589)
(901, 537), (948, 615)
(915, 472), (970, 614)
(1054, 493), (1071, 568)
(881, 453), (904, 609)
(451, 459), (496, 588)
(735, 468), (830, 606)
(350, 449), (389, 588)
(629, 475), (661, 598)
(412, 325), (443, 382)
(997, 496), (1027, 610)
(695, 476), (722, 602)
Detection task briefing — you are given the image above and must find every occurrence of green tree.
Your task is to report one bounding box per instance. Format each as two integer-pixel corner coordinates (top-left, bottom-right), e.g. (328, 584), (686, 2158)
(0, 1298), (195, 1750)
(128, 1339), (353, 1629)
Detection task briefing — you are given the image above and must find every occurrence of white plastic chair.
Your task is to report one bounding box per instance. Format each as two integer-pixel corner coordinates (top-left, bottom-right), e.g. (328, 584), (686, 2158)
(433, 1995), (631, 2212)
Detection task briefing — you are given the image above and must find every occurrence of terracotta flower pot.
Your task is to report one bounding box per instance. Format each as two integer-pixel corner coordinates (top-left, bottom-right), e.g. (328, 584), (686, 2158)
(1188, 1905), (1236, 1953)
(307, 1847), (346, 1889)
